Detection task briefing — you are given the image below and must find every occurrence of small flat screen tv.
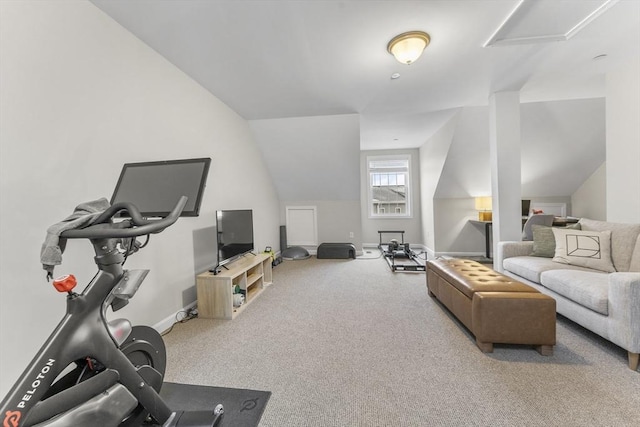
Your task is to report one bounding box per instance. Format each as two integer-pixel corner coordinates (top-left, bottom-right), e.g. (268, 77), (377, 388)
(216, 210), (254, 268)
(111, 158), (210, 217)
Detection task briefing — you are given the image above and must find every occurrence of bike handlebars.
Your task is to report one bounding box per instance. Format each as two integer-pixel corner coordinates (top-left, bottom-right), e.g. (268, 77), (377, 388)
(60, 196), (188, 240)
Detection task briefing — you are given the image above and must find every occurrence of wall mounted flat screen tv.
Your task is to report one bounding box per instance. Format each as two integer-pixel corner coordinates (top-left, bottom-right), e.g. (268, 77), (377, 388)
(111, 158), (210, 217)
(216, 209), (254, 268)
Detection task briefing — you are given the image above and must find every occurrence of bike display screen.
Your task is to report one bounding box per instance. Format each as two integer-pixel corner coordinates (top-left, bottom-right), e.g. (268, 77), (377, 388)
(111, 157), (211, 217)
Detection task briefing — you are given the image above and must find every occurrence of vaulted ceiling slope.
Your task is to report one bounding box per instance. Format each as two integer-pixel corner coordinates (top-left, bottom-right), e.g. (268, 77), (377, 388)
(249, 114), (360, 201)
(91, 0), (640, 151)
(435, 98), (606, 199)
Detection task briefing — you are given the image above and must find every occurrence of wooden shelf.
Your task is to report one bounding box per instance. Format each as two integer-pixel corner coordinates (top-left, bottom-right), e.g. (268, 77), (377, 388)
(247, 272), (262, 288)
(196, 252), (272, 319)
(246, 284), (262, 301)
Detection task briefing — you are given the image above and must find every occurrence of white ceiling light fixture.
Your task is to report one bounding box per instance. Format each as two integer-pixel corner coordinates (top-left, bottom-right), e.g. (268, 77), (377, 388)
(387, 31), (430, 65)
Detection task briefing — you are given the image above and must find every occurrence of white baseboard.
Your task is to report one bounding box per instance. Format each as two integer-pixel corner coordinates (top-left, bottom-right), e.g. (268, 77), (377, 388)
(154, 300), (197, 334)
(420, 246), (435, 260)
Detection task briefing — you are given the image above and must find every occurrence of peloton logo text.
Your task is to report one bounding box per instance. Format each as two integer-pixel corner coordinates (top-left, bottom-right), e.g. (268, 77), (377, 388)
(16, 359), (55, 408)
(2, 359), (56, 427)
(3, 359), (56, 427)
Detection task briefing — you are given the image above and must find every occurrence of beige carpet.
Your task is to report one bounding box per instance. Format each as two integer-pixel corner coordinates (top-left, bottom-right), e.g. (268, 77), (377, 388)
(162, 257), (640, 426)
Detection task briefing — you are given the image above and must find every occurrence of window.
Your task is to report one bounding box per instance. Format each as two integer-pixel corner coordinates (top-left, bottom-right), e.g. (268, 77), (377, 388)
(367, 155), (411, 218)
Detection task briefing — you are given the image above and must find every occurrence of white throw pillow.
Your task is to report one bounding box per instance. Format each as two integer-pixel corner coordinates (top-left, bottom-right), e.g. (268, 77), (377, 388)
(552, 228), (616, 273)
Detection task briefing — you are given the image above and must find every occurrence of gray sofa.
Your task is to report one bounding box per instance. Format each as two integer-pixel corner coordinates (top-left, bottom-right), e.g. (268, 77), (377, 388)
(495, 218), (640, 371)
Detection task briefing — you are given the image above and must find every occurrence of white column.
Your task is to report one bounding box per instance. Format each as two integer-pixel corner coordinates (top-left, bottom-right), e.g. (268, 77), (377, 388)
(489, 92), (522, 261)
(606, 60), (640, 223)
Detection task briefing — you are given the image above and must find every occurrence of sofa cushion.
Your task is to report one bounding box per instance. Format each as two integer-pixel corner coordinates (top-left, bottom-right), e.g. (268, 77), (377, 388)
(503, 256), (596, 284)
(579, 218), (640, 272)
(531, 223), (581, 258)
(552, 228), (616, 273)
(540, 270), (609, 315)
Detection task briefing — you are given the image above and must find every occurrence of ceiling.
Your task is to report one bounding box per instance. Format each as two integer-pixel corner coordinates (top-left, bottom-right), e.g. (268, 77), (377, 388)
(91, 0), (640, 151)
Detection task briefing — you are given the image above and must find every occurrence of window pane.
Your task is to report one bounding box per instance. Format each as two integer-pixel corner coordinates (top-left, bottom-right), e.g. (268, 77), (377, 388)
(367, 156), (411, 218)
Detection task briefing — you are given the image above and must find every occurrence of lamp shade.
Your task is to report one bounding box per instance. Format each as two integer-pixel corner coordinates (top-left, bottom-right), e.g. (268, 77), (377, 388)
(387, 31), (430, 65)
(475, 197), (492, 211)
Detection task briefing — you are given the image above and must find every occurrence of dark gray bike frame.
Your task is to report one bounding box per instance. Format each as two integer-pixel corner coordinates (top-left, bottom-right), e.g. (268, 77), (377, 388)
(0, 199), (187, 426)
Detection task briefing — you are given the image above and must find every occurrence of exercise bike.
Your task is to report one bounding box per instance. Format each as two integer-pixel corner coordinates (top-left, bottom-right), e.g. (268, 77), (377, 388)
(1, 197), (224, 427)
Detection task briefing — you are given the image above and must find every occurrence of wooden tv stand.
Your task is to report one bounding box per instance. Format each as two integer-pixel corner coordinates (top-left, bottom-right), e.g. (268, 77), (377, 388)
(196, 252), (272, 319)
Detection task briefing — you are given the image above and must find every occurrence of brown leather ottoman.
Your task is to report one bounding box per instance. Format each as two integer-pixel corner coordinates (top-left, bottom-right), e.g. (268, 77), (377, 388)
(426, 259), (556, 355)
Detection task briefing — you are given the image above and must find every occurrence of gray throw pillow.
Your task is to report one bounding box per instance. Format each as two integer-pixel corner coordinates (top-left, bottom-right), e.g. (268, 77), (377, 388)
(531, 223), (581, 258)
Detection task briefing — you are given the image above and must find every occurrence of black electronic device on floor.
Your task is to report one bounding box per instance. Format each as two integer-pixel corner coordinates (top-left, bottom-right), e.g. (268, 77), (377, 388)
(378, 230), (426, 272)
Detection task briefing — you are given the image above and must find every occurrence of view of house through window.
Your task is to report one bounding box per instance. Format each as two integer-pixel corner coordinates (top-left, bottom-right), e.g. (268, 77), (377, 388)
(368, 156), (411, 218)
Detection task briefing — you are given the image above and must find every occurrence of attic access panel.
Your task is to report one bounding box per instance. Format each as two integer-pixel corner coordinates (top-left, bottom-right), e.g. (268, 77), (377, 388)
(285, 206), (317, 246)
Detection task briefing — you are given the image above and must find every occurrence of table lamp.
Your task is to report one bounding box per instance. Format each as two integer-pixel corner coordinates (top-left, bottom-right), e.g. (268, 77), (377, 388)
(475, 197), (492, 221)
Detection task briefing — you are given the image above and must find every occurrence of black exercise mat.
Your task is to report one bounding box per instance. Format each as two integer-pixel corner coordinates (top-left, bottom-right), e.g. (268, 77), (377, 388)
(159, 382), (271, 427)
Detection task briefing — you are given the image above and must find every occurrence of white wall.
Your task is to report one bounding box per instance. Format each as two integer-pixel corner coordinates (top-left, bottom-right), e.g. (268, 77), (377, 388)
(435, 107), (490, 198)
(520, 99), (605, 198)
(0, 1), (279, 397)
(606, 60), (640, 223)
(419, 112), (459, 255)
(250, 114), (360, 201)
(425, 99), (608, 256)
(435, 198), (488, 256)
(280, 200), (362, 251)
(250, 114), (362, 250)
(572, 162), (607, 220)
(434, 100), (605, 200)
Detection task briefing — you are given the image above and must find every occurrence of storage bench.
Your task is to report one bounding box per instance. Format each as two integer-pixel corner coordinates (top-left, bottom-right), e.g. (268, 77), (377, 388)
(426, 259), (556, 355)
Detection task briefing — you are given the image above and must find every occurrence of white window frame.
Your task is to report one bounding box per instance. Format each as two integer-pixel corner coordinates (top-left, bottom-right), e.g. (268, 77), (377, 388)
(367, 154), (412, 219)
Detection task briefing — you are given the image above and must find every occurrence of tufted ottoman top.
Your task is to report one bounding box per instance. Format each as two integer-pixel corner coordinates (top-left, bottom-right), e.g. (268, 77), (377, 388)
(427, 258), (538, 299)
